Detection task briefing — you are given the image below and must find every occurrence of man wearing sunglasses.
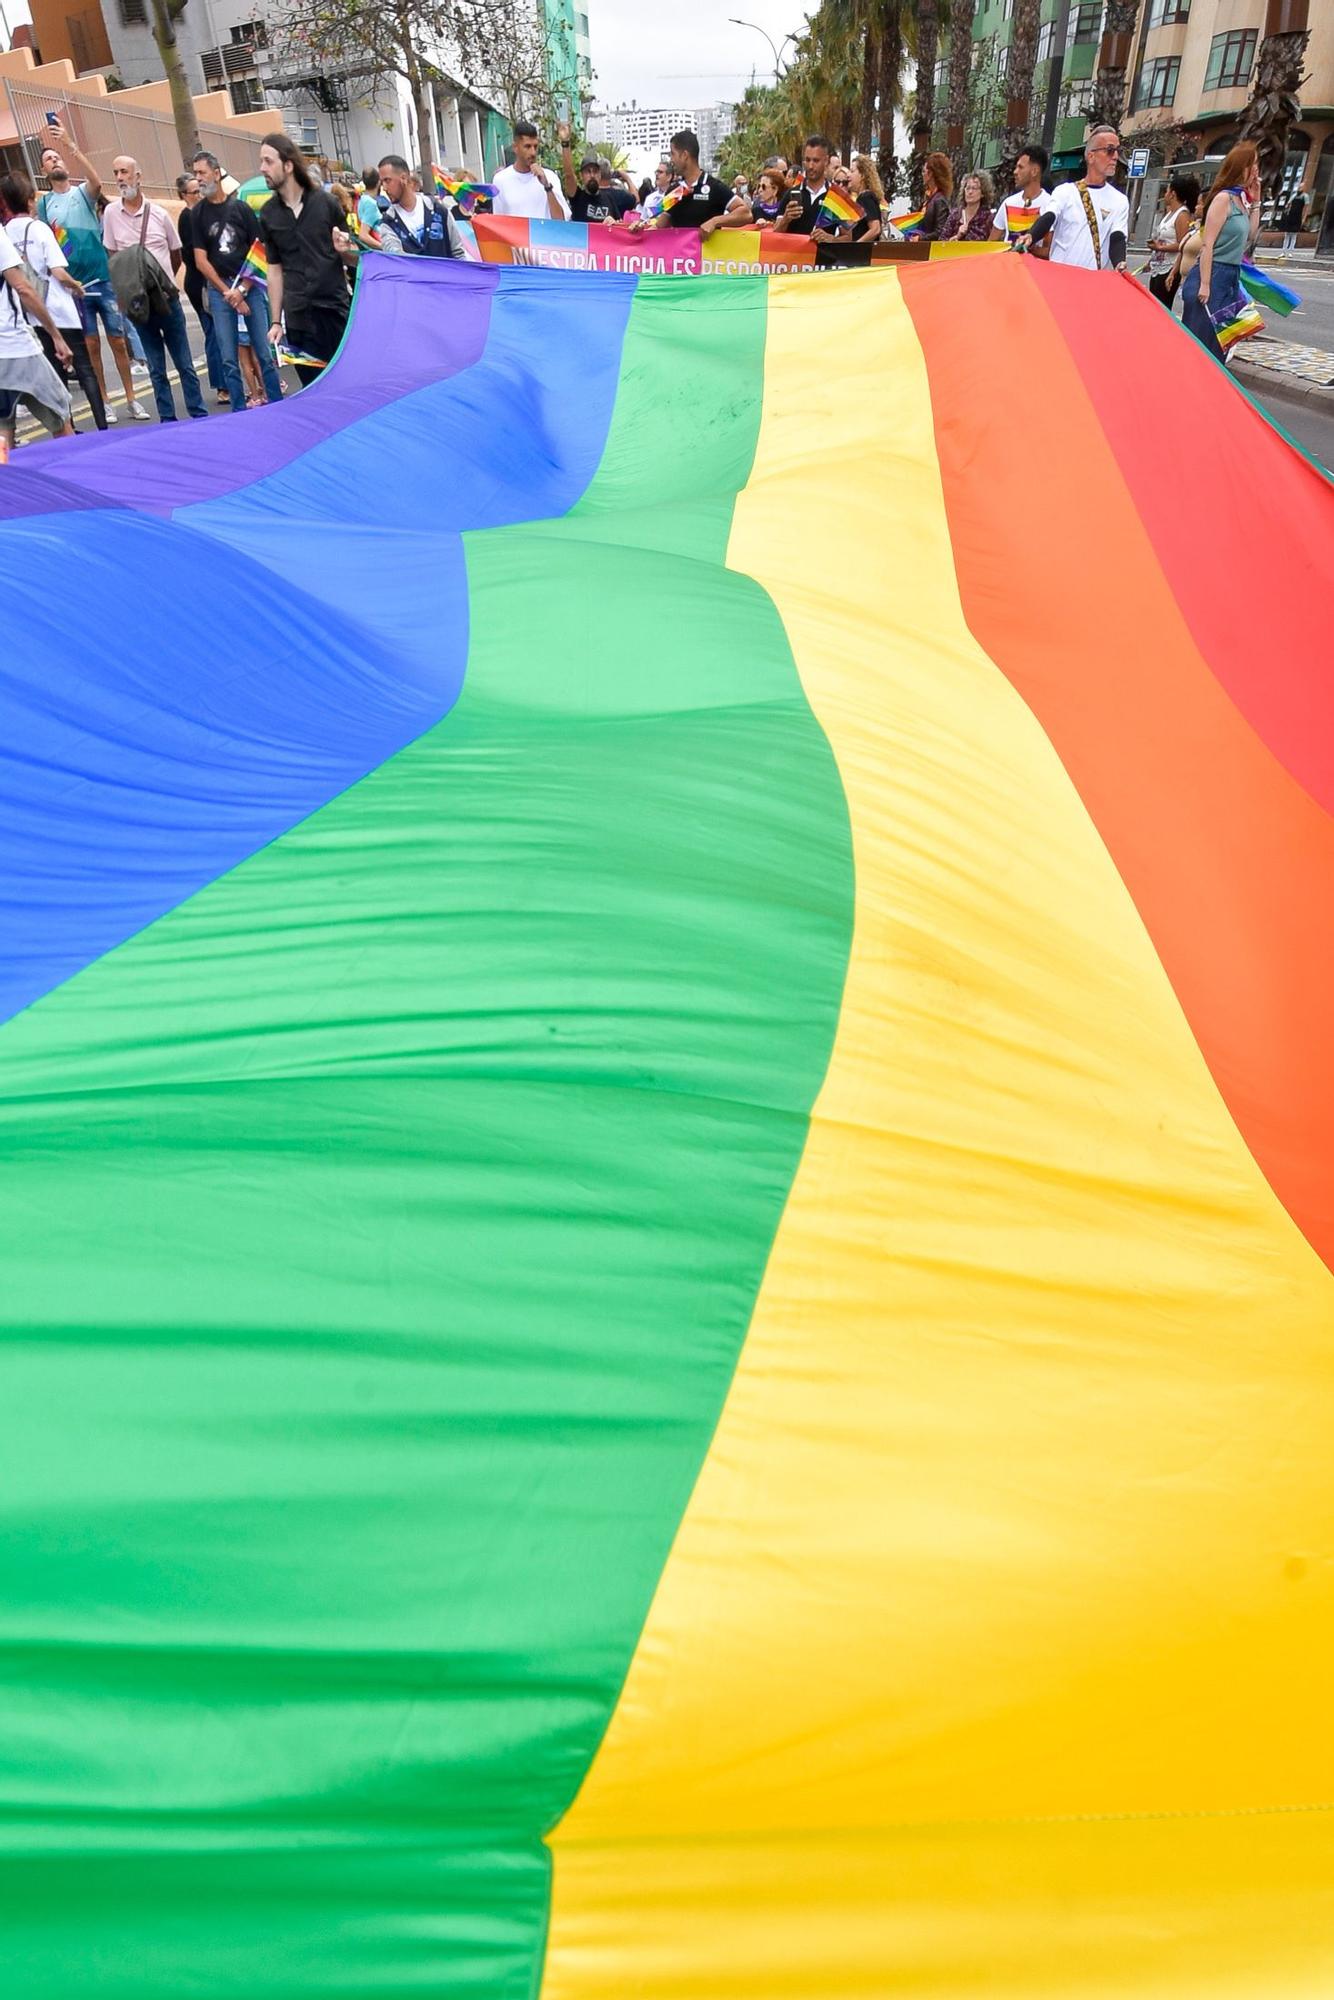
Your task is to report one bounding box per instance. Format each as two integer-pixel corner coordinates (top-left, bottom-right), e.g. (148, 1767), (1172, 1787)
(1038, 126), (1129, 270)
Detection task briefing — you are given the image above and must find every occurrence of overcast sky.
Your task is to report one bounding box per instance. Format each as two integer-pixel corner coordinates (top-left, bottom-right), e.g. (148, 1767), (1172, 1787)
(591, 1), (807, 112)
(0, 0), (807, 119)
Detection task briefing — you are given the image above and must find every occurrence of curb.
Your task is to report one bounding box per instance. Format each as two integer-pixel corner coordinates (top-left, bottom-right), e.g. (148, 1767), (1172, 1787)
(1231, 359), (1334, 413)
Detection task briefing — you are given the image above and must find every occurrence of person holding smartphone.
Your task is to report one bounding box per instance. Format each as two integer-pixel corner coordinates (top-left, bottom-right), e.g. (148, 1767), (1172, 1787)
(37, 118), (149, 421)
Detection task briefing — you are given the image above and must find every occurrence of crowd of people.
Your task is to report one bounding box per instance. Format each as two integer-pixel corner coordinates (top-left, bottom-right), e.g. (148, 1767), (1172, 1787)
(0, 110), (1275, 455)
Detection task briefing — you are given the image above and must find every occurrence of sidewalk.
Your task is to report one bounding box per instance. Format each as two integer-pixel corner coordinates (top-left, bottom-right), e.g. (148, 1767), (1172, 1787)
(1232, 333), (1334, 404)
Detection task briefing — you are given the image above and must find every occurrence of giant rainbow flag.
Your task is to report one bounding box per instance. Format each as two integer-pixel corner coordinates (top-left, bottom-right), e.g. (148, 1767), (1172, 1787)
(5, 253), (1334, 1998)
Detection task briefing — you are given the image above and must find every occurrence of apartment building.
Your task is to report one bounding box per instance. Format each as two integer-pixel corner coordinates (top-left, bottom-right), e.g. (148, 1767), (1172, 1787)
(542, 0), (593, 125)
(966, 0), (1115, 171)
(1127, 0), (1332, 224)
(590, 100), (736, 170)
(962, 0), (1331, 230)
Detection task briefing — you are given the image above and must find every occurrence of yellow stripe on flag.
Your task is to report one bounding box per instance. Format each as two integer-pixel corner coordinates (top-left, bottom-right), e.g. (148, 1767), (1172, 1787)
(540, 270), (1334, 1999)
(701, 229), (763, 269)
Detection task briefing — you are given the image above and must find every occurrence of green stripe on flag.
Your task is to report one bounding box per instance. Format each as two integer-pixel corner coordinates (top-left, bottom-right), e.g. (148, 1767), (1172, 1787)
(0, 276), (853, 1998)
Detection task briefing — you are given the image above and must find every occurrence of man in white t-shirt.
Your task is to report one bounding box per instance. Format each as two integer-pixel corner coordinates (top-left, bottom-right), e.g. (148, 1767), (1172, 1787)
(492, 120), (570, 221)
(991, 143), (1055, 247)
(0, 226), (73, 451)
(1040, 127), (1130, 270)
(2, 169), (108, 428)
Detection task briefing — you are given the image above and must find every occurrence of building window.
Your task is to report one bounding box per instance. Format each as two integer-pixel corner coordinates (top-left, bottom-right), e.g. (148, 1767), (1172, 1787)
(1134, 55), (1180, 108)
(1147, 0), (1189, 23)
(1066, 3), (1102, 46)
(1037, 20), (1055, 60)
(1060, 77), (1095, 118)
(229, 77), (263, 114)
(230, 18), (268, 46)
(118, 0), (146, 23)
(1204, 29), (1257, 90)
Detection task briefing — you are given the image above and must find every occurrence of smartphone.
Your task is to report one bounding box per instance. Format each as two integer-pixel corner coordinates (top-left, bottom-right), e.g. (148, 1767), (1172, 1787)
(45, 111), (61, 127)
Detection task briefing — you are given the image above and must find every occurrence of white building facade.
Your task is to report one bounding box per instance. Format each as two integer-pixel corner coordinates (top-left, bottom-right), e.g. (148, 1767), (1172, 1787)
(589, 99), (735, 171)
(98, 0), (510, 177)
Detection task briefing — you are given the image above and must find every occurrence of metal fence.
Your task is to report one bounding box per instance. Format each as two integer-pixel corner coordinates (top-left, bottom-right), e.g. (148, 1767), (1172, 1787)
(4, 77), (264, 199)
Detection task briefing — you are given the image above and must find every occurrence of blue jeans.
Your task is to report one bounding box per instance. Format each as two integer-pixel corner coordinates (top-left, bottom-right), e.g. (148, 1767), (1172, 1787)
(209, 283), (283, 411)
(195, 298), (225, 393)
(136, 294), (207, 421)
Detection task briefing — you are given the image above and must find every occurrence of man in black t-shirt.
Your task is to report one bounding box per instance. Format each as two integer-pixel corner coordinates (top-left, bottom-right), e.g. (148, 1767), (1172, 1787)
(632, 130), (730, 237)
(175, 172), (226, 405)
(191, 149), (283, 411)
(564, 151), (631, 224)
(256, 132), (354, 387)
(596, 159), (637, 220)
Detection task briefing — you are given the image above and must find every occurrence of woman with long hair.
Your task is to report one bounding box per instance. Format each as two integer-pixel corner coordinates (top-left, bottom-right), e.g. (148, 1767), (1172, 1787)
(848, 155), (885, 240)
(1181, 141), (1262, 360)
(945, 169), (995, 242)
(1144, 172), (1199, 310)
(916, 153), (954, 240)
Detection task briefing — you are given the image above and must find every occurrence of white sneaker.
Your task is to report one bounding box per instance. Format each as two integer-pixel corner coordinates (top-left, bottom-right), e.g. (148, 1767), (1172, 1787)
(130, 361), (150, 380)
(104, 402), (118, 424)
(128, 400), (153, 422)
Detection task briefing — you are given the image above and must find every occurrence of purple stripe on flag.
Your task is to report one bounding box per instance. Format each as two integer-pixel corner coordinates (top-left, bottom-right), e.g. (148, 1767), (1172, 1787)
(18, 260), (501, 518)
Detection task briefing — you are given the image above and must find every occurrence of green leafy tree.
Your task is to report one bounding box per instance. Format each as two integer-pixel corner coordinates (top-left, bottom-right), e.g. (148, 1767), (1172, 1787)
(717, 0), (913, 190)
(964, 36), (1007, 171)
(269, 0), (457, 174)
(451, 0), (586, 152)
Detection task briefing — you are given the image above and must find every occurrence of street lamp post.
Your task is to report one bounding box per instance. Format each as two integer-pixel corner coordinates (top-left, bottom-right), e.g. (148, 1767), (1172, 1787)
(729, 17), (796, 79)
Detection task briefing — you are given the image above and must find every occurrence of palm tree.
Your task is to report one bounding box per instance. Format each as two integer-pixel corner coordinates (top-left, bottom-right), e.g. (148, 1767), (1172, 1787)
(1089, 0), (1140, 130)
(998, 0), (1041, 193)
(945, 0), (974, 180)
(1239, 1), (1311, 198)
(914, 0), (941, 148)
(874, 0), (906, 193)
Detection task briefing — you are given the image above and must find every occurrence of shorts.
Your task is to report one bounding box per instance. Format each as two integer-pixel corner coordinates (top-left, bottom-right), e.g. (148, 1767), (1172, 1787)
(78, 281), (129, 341)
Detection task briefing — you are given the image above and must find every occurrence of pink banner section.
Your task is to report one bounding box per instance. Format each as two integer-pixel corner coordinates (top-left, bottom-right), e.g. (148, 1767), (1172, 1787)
(473, 215), (702, 274)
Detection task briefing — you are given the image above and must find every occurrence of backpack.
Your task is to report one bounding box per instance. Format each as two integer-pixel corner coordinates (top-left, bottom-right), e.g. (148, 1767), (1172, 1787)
(107, 202), (178, 324)
(13, 222), (48, 302)
(379, 197), (462, 259)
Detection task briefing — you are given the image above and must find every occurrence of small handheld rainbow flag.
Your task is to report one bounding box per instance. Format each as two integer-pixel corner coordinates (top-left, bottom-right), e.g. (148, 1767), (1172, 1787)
(434, 167), (497, 203)
(1211, 297), (1265, 352)
(237, 237), (268, 288)
(1239, 260), (1300, 317)
(275, 341), (328, 371)
(52, 224), (69, 249)
(893, 208), (925, 235)
(659, 181), (690, 212)
(817, 187), (861, 228)
(1003, 205), (1043, 238)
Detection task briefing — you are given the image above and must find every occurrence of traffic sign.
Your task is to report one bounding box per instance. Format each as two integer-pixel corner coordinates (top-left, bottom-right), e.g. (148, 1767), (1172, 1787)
(1128, 147), (1151, 179)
